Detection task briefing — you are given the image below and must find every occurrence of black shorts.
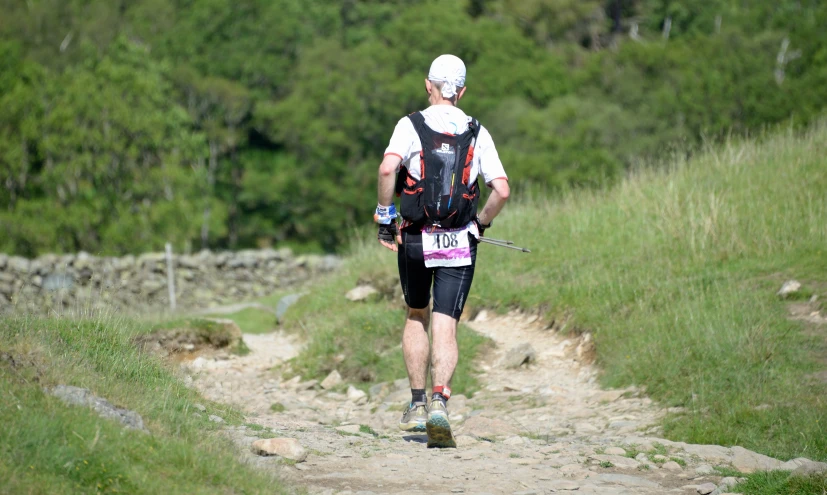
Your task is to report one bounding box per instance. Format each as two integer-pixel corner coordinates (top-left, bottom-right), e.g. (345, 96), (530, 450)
(397, 229), (477, 320)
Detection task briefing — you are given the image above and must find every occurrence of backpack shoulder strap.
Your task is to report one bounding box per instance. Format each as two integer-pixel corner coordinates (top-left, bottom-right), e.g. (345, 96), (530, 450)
(466, 117), (481, 138)
(407, 111), (428, 136)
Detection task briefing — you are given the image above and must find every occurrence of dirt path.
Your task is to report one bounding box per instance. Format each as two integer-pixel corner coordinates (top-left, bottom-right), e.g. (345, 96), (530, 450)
(186, 312), (810, 495)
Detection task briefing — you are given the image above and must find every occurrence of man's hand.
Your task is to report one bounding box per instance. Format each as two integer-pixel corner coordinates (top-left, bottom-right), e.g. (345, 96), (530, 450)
(378, 222), (402, 252)
(375, 203), (402, 251)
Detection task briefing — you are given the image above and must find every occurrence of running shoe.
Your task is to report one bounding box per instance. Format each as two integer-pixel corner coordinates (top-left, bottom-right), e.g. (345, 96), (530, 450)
(426, 399), (456, 448)
(399, 401), (428, 432)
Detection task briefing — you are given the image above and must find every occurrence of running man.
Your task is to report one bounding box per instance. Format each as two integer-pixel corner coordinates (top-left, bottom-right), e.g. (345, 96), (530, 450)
(374, 54), (510, 448)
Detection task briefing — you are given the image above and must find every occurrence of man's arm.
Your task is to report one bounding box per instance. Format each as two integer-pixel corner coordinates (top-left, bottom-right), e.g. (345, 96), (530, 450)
(377, 154), (402, 206)
(476, 178), (509, 227)
(377, 154), (403, 251)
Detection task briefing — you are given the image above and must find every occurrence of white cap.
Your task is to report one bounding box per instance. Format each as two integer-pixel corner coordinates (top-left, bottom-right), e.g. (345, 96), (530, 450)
(428, 54), (466, 98)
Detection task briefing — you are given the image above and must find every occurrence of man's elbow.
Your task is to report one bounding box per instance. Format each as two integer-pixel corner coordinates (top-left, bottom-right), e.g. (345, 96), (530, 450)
(494, 180), (510, 201)
(379, 158), (400, 178)
(378, 164), (394, 177)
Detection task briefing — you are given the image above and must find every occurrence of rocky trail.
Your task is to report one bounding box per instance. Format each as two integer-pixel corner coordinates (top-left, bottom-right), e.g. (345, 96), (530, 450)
(185, 312), (824, 495)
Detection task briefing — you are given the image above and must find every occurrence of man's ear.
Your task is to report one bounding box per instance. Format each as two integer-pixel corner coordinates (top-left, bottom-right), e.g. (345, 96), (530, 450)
(457, 86), (467, 101)
(424, 79), (432, 95)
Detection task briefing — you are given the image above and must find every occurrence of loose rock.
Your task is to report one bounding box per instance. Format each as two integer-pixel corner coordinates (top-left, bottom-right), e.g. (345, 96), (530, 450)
(731, 446), (783, 473)
(501, 343), (536, 368)
(696, 482), (717, 494)
(777, 280), (801, 297)
(346, 385), (368, 403)
(50, 385), (147, 432)
(251, 437), (308, 461)
(321, 370), (343, 389)
(345, 285), (379, 302)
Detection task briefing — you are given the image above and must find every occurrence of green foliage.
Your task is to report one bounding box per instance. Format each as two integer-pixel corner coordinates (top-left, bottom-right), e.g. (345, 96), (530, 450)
(2, 0), (827, 255)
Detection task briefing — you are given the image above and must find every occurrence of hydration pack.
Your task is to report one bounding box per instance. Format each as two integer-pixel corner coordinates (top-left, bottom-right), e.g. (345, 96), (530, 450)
(396, 112), (481, 228)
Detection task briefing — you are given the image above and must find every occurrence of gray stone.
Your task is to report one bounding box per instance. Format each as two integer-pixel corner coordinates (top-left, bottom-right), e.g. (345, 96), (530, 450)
(208, 414), (224, 423)
(731, 446), (783, 473)
(501, 343), (536, 368)
(193, 403), (207, 412)
(792, 460), (827, 476)
(719, 477), (739, 489)
(8, 256), (30, 272)
(682, 444), (732, 463)
(595, 473), (659, 488)
(251, 437), (307, 461)
(545, 480), (580, 490)
(50, 385), (147, 432)
(695, 464), (715, 475)
(697, 482), (717, 494)
(605, 447), (626, 456)
(661, 461), (683, 471)
(320, 370), (343, 389)
(346, 385), (367, 403)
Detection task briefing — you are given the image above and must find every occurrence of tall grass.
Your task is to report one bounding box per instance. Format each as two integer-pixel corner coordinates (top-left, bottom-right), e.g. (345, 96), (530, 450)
(0, 313), (285, 494)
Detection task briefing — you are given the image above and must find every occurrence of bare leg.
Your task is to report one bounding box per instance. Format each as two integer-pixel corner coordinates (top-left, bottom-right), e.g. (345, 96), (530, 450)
(430, 312), (458, 388)
(402, 307), (431, 389)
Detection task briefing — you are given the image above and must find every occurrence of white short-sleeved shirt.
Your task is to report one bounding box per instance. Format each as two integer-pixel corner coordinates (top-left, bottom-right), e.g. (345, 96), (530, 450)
(384, 105), (507, 186)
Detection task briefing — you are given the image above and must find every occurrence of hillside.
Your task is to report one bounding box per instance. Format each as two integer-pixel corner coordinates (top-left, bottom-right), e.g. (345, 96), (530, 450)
(283, 123), (827, 461)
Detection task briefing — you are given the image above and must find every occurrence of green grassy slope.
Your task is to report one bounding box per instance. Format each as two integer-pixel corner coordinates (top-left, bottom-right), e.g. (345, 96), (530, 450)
(0, 315), (285, 494)
(473, 124), (827, 461)
(285, 124), (826, 461)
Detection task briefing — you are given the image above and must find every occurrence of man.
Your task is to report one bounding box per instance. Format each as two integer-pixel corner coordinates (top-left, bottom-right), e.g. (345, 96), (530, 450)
(374, 54), (510, 448)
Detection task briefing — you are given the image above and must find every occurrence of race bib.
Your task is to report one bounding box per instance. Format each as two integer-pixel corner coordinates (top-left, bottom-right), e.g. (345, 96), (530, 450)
(422, 225), (472, 268)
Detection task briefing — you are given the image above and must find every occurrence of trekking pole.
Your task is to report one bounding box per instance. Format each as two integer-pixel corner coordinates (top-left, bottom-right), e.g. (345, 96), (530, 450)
(478, 237), (531, 253)
(481, 237), (513, 245)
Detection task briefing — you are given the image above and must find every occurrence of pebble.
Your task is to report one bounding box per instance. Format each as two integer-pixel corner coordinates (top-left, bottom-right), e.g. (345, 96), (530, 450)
(662, 461), (683, 471)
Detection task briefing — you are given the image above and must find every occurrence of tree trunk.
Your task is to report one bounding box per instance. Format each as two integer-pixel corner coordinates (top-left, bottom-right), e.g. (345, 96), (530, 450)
(228, 149), (240, 248)
(201, 141), (218, 249)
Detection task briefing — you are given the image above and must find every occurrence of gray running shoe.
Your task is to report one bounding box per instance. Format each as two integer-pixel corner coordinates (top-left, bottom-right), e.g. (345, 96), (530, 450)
(426, 400), (456, 448)
(399, 401), (428, 432)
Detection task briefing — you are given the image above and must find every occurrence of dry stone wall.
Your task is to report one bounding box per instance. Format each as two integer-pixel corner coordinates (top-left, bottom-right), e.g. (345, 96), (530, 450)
(0, 248), (340, 314)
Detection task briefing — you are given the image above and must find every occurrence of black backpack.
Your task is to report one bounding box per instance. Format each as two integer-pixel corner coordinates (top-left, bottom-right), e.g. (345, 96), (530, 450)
(395, 111), (481, 229)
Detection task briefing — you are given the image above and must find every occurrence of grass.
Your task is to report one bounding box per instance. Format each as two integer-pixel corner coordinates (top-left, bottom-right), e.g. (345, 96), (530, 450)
(0, 314), (285, 494)
(732, 471), (827, 495)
